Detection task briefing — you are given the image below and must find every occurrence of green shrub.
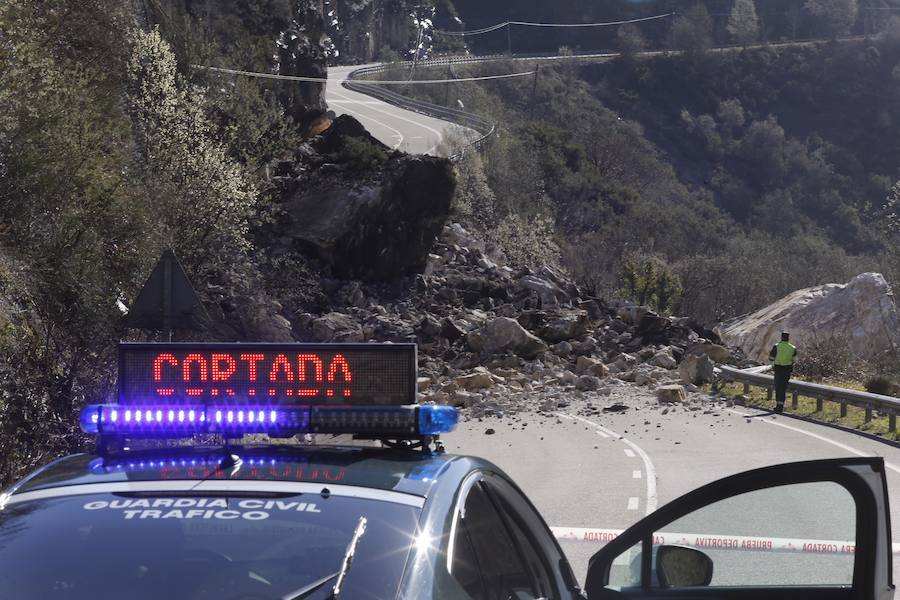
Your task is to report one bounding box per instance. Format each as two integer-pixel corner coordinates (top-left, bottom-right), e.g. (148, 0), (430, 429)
(336, 137), (389, 170)
(794, 335), (861, 381)
(865, 375), (896, 396)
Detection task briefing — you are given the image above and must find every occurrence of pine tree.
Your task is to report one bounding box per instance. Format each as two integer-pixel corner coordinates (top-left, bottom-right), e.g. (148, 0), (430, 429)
(804, 0), (859, 37)
(727, 0), (760, 45)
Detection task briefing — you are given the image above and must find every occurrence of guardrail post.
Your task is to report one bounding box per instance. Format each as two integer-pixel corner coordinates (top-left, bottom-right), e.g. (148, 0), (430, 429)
(840, 402), (847, 418)
(815, 397), (823, 412)
(791, 392), (798, 409)
(766, 388), (772, 401)
(865, 407), (872, 423)
(743, 383), (750, 395)
(890, 413), (896, 433)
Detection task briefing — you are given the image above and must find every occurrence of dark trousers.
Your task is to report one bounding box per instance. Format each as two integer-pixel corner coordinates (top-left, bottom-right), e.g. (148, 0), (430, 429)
(773, 365), (792, 412)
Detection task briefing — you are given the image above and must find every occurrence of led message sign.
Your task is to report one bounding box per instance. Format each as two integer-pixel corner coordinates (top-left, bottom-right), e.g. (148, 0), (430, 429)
(118, 343), (416, 406)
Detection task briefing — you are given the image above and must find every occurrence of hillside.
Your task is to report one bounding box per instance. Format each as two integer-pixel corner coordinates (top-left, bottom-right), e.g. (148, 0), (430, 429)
(3, 0), (900, 480)
(379, 33), (900, 323)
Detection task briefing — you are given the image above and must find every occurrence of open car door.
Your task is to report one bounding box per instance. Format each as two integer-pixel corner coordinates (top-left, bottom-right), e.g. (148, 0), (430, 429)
(585, 458), (893, 600)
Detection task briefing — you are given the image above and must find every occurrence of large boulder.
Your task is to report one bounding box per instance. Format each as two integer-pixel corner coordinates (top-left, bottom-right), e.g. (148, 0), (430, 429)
(311, 312), (364, 342)
(716, 273), (900, 363)
(517, 275), (567, 306)
(539, 311), (591, 343)
(467, 317), (548, 358)
(280, 116), (455, 280)
(679, 354), (715, 385)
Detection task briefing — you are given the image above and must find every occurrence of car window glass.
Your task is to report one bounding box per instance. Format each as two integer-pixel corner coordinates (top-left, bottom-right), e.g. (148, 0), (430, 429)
(0, 493), (419, 600)
(651, 481), (856, 587)
(450, 482), (541, 599)
(607, 541), (643, 589)
(450, 520), (487, 599)
(486, 484), (558, 599)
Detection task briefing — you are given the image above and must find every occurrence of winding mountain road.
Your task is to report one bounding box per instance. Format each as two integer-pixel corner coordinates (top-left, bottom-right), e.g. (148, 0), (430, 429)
(326, 65), (458, 156)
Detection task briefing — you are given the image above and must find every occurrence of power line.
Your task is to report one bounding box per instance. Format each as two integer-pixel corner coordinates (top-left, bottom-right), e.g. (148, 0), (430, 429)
(196, 65), (537, 85)
(434, 12), (675, 37)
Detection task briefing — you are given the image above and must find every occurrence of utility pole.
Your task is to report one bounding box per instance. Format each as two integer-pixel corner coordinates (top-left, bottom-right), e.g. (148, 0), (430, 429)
(444, 65), (452, 106)
(408, 4), (432, 82)
(529, 65), (540, 120)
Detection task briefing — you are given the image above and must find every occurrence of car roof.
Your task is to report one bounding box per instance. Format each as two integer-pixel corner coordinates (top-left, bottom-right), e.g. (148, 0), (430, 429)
(7, 445), (497, 501)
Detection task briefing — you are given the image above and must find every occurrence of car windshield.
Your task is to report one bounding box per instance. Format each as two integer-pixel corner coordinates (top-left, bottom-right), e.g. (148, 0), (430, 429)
(0, 492), (420, 600)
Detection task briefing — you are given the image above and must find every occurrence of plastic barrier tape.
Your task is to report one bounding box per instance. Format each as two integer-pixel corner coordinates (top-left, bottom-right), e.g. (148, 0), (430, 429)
(550, 527), (900, 556)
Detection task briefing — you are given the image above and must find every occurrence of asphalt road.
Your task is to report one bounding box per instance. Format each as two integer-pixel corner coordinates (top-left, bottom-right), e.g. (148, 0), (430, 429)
(443, 388), (900, 588)
(326, 66), (467, 156)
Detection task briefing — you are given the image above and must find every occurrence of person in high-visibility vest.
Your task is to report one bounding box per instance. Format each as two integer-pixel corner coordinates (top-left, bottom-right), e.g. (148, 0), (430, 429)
(768, 331), (798, 414)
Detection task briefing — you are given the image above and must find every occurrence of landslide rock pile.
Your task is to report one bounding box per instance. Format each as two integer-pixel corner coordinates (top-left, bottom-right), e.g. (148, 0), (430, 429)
(289, 222), (734, 415)
(716, 272), (900, 363)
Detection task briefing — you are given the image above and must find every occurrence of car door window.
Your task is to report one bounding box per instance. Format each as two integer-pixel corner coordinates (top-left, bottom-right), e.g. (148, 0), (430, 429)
(450, 482), (543, 599)
(603, 480), (857, 591)
(485, 484), (559, 599)
(651, 481), (856, 587)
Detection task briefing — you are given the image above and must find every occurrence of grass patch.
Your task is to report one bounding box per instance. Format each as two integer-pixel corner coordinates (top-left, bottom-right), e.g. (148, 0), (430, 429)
(717, 381), (900, 443)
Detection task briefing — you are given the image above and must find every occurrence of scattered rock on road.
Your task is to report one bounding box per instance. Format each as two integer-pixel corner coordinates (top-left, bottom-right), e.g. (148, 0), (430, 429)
(576, 375), (602, 391)
(657, 384), (687, 404)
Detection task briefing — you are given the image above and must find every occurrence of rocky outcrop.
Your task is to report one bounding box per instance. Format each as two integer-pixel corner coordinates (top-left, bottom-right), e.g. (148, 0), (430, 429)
(716, 273), (900, 363)
(327, 0), (413, 63)
(467, 317), (548, 359)
(275, 1), (330, 131)
(275, 115), (455, 280)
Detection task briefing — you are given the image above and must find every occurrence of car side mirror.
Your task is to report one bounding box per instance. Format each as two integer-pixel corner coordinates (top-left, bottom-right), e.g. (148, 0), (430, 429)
(656, 545), (713, 588)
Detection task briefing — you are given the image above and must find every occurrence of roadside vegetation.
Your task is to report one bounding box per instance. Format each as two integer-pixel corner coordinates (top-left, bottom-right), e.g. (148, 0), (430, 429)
(716, 335), (900, 442)
(377, 27), (900, 324)
(718, 381), (900, 443)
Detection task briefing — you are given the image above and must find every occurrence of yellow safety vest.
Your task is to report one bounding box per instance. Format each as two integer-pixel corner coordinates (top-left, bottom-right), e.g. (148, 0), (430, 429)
(774, 341), (796, 366)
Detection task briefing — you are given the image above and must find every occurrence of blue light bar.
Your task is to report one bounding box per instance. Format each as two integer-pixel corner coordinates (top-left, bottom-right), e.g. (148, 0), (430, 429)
(418, 406), (458, 436)
(80, 404), (456, 438)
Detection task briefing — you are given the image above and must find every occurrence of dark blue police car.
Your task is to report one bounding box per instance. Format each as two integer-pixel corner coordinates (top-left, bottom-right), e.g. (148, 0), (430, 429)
(0, 343), (894, 600)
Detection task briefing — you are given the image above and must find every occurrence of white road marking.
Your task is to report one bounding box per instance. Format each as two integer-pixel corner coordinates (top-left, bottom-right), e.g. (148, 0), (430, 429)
(726, 408), (900, 475)
(326, 100), (387, 105)
(623, 449), (635, 458)
(326, 97), (405, 149)
(329, 86), (445, 154)
(557, 413), (658, 515)
(627, 497), (639, 511)
(632, 470), (642, 479)
(595, 430), (610, 439)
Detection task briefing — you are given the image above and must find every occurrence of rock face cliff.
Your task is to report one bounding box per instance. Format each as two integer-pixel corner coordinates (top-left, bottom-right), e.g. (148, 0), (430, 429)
(716, 273), (900, 363)
(324, 0), (464, 63)
(326, 0), (413, 63)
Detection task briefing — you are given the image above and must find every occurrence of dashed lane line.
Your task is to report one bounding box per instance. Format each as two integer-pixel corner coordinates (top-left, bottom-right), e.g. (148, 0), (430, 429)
(623, 449), (635, 458)
(632, 470), (642, 479)
(627, 497), (639, 511)
(556, 413), (658, 515)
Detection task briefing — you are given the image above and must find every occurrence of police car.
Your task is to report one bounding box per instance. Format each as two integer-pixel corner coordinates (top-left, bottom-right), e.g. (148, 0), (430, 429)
(0, 343), (893, 600)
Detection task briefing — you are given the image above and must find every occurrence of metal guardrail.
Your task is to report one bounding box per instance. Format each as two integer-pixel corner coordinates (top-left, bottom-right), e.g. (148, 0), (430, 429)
(342, 36), (870, 159)
(718, 365), (900, 432)
(344, 64), (497, 159)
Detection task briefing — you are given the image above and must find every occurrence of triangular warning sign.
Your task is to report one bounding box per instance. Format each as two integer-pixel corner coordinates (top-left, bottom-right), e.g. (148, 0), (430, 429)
(121, 250), (211, 332)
